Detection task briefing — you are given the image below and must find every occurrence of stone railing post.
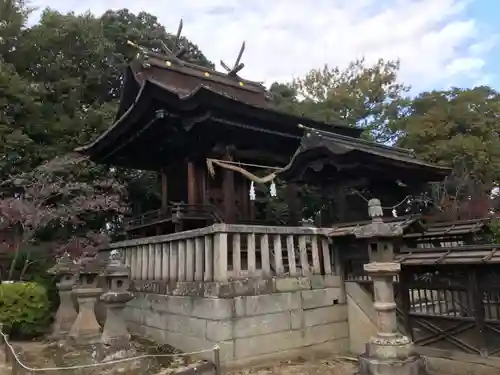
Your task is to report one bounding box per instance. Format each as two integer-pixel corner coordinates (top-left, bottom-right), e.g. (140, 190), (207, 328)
(213, 226), (228, 282)
(353, 198), (426, 375)
(47, 252), (78, 339)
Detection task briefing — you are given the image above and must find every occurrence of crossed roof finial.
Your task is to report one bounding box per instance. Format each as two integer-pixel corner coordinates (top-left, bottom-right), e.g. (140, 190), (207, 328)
(220, 41), (246, 77)
(127, 19), (248, 79)
(157, 19), (187, 60)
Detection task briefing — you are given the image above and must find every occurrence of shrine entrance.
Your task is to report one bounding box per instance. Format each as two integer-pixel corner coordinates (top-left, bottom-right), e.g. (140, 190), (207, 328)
(399, 260), (500, 357)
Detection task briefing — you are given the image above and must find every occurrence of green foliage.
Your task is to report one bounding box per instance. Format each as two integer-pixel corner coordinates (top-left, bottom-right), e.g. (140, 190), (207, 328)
(4, 246), (58, 307)
(1, 6), (213, 181)
(391, 87), (500, 188)
(0, 5), (213, 271)
(0, 282), (51, 338)
(489, 219), (500, 243)
(270, 58), (408, 141)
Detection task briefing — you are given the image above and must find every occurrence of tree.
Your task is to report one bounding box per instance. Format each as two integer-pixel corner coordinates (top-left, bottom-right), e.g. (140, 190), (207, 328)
(392, 87), (500, 184)
(390, 87), (500, 219)
(0, 154), (128, 280)
(0, 60), (44, 180)
(0, 0), (29, 58)
(0, 6), (214, 230)
(2, 7), (214, 168)
(271, 58), (409, 141)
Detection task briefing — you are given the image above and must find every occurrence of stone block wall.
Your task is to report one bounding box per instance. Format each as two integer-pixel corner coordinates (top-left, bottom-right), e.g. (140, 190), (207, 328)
(125, 275), (349, 364)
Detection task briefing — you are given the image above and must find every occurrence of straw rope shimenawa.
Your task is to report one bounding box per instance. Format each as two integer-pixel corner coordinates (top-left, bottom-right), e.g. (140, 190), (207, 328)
(206, 158), (281, 184)
(204, 124), (318, 184)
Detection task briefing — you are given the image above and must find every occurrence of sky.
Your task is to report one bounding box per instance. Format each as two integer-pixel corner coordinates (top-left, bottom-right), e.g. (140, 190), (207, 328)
(28, 0), (500, 92)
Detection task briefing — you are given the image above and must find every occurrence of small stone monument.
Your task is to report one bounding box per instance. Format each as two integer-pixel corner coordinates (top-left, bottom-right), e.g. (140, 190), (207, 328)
(48, 252), (78, 339)
(100, 249), (134, 359)
(68, 254), (103, 346)
(353, 198), (426, 375)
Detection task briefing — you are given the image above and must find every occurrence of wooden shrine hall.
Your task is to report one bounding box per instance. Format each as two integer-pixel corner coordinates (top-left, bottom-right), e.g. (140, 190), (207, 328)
(76, 26), (450, 238)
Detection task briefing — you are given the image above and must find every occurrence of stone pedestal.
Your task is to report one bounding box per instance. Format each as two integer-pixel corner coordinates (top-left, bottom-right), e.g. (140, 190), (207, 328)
(359, 354), (426, 375)
(48, 253), (78, 339)
(354, 199), (427, 375)
(67, 256), (103, 346)
(68, 288), (103, 345)
(359, 262), (426, 375)
(100, 250), (135, 361)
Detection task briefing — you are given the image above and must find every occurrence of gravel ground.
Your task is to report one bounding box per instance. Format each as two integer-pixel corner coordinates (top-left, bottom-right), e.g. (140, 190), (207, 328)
(226, 358), (358, 375)
(9, 341), (359, 375)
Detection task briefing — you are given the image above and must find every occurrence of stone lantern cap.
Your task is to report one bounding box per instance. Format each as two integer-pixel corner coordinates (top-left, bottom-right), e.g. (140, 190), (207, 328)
(48, 252), (77, 276)
(77, 253), (103, 275)
(101, 250), (129, 278)
(353, 199), (404, 239)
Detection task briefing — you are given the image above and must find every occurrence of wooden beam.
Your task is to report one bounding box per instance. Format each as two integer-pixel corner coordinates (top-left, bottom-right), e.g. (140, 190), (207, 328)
(231, 149), (291, 166)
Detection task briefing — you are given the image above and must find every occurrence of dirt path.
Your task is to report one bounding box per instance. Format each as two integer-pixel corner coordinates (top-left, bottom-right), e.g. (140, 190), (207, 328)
(227, 358), (358, 375)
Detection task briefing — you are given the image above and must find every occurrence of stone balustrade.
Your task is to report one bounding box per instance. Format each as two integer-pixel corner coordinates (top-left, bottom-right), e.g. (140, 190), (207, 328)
(104, 224), (335, 283)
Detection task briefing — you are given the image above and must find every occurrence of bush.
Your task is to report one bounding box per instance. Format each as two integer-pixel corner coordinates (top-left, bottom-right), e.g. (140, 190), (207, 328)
(0, 282), (51, 338)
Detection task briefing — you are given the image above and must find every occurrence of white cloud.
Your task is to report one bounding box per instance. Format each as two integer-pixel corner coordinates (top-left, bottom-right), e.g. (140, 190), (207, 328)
(29, 0), (496, 91)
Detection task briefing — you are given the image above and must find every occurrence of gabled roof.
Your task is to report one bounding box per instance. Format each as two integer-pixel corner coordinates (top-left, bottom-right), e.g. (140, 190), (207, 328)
(278, 127), (451, 184)
(120, 56), (271, 111)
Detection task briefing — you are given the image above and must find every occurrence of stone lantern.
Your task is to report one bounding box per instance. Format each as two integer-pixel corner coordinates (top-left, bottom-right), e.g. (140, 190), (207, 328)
(100, 249), (134, 354)
(68, 254), (103, 346)
(47, 252), (78, 339)
(353, 198), (426, 375)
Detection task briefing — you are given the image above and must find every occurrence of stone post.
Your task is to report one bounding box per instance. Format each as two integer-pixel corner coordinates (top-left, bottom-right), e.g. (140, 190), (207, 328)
(68, 254), (103, 346)
(100, 249), (134, 360)
(47, 252), (77, 339)
(353, 199), (426, 375)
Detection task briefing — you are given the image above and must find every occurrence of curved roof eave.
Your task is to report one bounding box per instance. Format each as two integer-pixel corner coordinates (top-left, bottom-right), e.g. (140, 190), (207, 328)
(75, 80), (153, 155)
(76, 76), (365, 158)
(278, 141), (451, 183)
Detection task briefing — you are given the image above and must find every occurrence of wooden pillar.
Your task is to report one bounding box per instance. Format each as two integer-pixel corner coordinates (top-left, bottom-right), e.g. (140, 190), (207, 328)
(240, 178), (249, 223)
(223, 149), (236, 223)
(285, 183), (300, 225)
(335, 186), (347, 222)
(187, 161), (197, 205)
(161, 171), (168, 210)
(200, 165), (208, 205)
(249, 201), (256, 223)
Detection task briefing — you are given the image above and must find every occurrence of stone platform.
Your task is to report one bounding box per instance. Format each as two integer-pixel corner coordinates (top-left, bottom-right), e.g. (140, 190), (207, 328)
(124, 275), (349, 364)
